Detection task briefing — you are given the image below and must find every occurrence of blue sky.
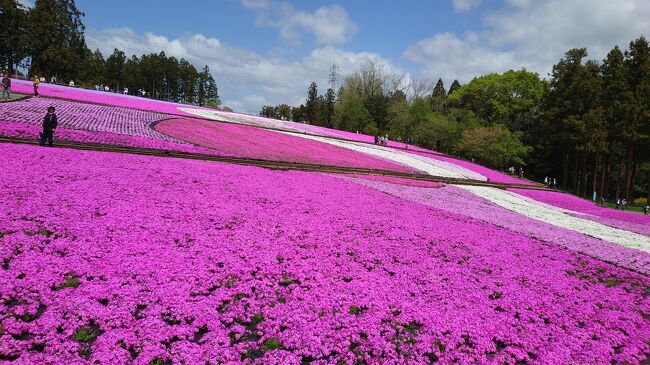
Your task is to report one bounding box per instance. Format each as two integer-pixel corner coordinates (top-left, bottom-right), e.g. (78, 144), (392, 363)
(60, 0), (650, 112)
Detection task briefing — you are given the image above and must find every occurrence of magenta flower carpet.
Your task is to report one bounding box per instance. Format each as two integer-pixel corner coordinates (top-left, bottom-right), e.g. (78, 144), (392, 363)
(2, 82), (650, 364)
(1, 144), (649, 365)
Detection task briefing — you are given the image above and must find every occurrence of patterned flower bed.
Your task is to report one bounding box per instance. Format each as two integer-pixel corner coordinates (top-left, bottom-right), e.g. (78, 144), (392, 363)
(9, 79), (206, 116)
(0, 97), (174, 141)
(343, 176), (650, 274)
(154, 118), (417, 172)
(510, 188), (650, 225)
(0, 121), (215, 154)
(1, 143), (649, 364)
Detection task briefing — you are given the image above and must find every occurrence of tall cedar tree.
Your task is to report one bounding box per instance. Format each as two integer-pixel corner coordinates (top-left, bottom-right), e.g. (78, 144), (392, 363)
(28, 0), (86, 80)
(622, 37), (650, 199)
(305, 81), (318, 124)
(429, 78), (447, 113)
(325, 88), (335, 128)
(0, 0), (29, 74)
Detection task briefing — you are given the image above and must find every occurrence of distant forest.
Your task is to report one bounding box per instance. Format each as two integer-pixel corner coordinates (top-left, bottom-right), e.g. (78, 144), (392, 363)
(0, 0), (221, 108)
(261, 38), (650, 203)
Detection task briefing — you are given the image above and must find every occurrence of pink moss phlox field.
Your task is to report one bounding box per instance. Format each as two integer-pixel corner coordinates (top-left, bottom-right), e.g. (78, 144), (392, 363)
(510, 188), (650, 225)
(0, 121), (218, 154)
(407, 150), (535, 185)
(10, 79), (209, 117)
(0, 96), (176, 141)
(11, 79), (437, 153)
(2, 144), (650, 364)
(342, 177), (650, 274)
(155, 118), (417, 172)
(339, 175), (446, 189)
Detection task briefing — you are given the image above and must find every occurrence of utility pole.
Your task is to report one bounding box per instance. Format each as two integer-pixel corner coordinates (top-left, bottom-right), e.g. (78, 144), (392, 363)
(328, 64), (339, 90)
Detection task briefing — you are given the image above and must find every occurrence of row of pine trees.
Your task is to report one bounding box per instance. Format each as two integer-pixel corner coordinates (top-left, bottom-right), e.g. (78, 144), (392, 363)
(0, 0), (220, 107)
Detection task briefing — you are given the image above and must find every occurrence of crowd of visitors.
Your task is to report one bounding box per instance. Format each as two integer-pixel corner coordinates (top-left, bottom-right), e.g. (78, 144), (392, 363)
(374, 134), (390, 146)
(543, 176), (558, 188)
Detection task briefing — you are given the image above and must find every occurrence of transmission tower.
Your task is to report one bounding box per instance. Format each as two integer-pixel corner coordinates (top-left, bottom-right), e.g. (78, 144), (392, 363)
(328, 64), (339, 90)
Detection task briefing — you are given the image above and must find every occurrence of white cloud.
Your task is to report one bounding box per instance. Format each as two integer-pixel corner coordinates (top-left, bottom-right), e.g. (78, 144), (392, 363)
(86, 28), (397, 114)
(404, 32), (516, 82)
(17, 0), (34, 8)
(406, 0), (650, 84)
(240, 0), (270, 9)
(242, 1), (357, 45)
(452, 0), (482, 12)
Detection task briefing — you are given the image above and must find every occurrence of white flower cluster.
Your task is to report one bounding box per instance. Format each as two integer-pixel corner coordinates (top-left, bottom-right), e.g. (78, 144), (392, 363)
(460, 185), (650, 253)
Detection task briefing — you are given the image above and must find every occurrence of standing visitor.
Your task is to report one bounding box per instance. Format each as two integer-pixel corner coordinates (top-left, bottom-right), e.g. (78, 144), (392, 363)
(374, 134), (379, 144)
(39, 106), (58, 147)
(616, 199), (621, 210)
(33, 76), (40, 96)
(1, 74), (10, 99)
(622, 199), (627, 210)
(644, 204), (649, 215)
(600, 196), (605, 206)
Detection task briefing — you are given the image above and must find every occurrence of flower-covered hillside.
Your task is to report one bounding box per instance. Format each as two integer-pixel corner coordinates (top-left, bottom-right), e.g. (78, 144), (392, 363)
(7, 80), (533, 184)
(1, 143), (649, 364)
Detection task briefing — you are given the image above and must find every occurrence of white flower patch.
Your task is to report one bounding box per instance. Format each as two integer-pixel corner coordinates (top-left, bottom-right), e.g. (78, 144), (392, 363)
(178, 107), (301, 132)
(281, 131), (487, 179)
(460, 185), (650, 253)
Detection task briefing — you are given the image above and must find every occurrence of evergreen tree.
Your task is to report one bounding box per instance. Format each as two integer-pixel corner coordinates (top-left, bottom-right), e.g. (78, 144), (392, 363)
(305, 81), (318, 124)
(105, 48), (126, 91)
(276, 104), (292, 120)
(325, 88), (335, 128)
(0, 0), (29, 74)
(28, 0), (86, 80)
(448, 79), (461, 95)
(622, 36), (650, 199)
(429, 78), (447, 113)
(83, 49), (105, 85)
(601, 46), (630, 198)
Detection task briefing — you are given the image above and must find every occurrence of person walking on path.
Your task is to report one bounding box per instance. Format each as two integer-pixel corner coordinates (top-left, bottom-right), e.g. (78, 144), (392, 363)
(39, 106), (58, 147)
(33, 76), (40, 96)
(1, 74), (10, 99)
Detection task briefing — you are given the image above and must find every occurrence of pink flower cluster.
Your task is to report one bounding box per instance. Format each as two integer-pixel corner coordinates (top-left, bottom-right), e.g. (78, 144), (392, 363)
(155, 118), (416, 172)
(1, 143), (649, 364)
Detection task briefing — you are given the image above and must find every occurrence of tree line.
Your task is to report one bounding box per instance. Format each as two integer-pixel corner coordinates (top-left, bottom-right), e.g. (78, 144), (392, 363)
(261, 37), (650, 202)
(0, 0), (220, 107)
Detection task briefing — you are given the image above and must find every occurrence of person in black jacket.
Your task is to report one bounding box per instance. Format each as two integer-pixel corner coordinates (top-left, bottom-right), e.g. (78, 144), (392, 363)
(39, 106), (58, 146)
